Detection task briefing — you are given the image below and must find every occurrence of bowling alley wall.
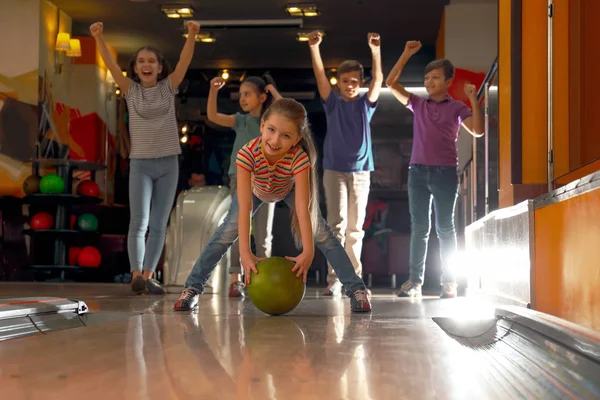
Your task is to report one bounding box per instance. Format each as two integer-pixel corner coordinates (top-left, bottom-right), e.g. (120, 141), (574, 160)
(0, 0), (118, 201)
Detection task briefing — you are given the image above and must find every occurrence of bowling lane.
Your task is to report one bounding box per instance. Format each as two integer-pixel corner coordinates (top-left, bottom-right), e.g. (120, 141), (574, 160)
(1, 283), (505, 400)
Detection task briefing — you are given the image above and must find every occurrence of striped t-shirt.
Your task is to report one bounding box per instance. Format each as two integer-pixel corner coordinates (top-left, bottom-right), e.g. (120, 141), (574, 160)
(235, 137), (311, 202)
(124, 78), (181, 159)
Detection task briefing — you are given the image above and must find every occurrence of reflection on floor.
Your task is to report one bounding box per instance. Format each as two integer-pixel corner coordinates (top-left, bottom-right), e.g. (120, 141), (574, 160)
(0, 283), (503, 399)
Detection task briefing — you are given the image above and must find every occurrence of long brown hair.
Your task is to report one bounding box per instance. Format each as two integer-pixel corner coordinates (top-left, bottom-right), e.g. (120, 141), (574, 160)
(243, 74), (276, 117)
(262, 98), (319, 249)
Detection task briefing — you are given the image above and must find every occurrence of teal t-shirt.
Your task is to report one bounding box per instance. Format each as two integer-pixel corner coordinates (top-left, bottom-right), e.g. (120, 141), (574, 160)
(229, 113), (261, 176)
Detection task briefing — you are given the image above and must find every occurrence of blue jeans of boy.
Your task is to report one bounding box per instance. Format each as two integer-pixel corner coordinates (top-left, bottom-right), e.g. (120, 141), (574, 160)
(128, 156), (179, 273)
(408, 164), (459, 285)
(184, 190), (367, 296)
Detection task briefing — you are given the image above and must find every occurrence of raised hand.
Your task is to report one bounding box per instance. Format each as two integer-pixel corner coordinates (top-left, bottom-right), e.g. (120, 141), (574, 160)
(308, 31), (323, 48)
(464, 83), (477, 98)
(368, 32), (381, 50)
(403, 40), (422, 57)
(210, 77), (226, 90)
(187, 21), (200, 35)
(90, 22), (103, 37)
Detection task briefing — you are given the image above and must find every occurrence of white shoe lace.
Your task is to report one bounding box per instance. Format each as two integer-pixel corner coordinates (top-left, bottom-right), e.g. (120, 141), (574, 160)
(180, 289), (196, 300)
(353, 290), (368, 302)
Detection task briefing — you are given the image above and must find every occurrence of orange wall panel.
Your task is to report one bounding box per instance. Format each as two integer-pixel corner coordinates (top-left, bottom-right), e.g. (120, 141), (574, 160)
(521, 0), (548, 184)
(498, 0), (514, 207)
(534, 189), (600, 332)
(436, 10), (445, 59)
(552, 0), (570, 179)
(580, 0), (600, 166)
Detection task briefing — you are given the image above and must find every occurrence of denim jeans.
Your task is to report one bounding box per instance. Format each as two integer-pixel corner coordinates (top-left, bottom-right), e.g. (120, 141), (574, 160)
(408, 164), (459, 285)
(128, 156), (179, 273)
(184, 190), (367, 296)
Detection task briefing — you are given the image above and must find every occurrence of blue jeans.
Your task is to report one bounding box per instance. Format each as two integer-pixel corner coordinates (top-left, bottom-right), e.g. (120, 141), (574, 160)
(128, 156), (179, 273)
(408, 164), (459, 285)
(184, 190), (367, 296)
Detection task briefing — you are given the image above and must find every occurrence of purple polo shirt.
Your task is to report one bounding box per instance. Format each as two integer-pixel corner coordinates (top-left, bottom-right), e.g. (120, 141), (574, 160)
(322, 93), (378, 173)
(407, 93), (472, 167)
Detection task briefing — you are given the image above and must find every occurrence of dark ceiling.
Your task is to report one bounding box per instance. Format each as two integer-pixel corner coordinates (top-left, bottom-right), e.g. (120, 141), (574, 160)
(54, 0), (448, 72)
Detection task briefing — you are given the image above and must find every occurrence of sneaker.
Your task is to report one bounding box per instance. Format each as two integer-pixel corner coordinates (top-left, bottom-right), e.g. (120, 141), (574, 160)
(396, 280), (422, 298)
(350, 289), (372, 312)
(440, 283), (458, 298)
(146, 279), (166, 295)
(174, 288), (200, 311)
(323, 281), (343, 296)
(229, 281), (245, 298)
(131, 276), (147, 295)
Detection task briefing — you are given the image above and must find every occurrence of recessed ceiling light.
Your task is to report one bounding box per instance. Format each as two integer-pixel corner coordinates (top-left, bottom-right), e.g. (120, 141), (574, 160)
(160, 4), (195, 18)
(183, 32), (217, 43)
(286, 4), (320, 17)
(296, 31), (324, 42)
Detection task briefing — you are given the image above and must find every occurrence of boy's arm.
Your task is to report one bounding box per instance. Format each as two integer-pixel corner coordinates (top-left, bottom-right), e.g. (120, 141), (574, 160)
(169, 21), (199, 90)
(367, 33), (383, 103)
(207, 77), (236, 128)
(461, 84), (485, 137)
(308, 31), (332, 101)
(385, 41), (422, 106)
(90, 22), (130, 95)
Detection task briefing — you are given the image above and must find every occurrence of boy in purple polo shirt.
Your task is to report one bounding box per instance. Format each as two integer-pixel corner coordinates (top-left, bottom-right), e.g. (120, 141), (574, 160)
(308, 31), (383, 296)
(386, 41), (484, 298)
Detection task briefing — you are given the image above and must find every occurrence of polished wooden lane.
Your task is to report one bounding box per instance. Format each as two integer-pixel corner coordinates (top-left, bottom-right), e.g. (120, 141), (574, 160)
(0, 283), (500, 400)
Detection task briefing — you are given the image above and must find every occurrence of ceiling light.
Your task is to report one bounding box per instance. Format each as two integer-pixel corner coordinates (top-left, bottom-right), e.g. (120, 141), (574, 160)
(221, 69), (229, 80)
(296, 31), (324, 42)
(286, 4), (320, 17)
(161, 4), (195, 18)
(329, 77), (337, 86)
(183, 33), (217, 43)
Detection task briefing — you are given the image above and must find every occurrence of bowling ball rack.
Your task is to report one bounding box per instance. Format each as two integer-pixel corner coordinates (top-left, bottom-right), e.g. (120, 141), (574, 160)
(22, 159), (106, 281)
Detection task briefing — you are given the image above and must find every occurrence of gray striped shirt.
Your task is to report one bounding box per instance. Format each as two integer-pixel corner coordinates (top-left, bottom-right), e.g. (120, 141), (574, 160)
(125, 78), (181, 159)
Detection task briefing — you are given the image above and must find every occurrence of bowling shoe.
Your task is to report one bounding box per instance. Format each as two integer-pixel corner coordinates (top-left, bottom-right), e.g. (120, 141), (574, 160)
(174, 288), (200, 311)
(350, 289), (372, 312)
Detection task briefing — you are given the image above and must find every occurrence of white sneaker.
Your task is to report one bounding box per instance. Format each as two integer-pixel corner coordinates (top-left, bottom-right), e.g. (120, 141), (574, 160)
(396, 280), (422, 298)
(440, 283), (458, 298)
(323, 281), (343, 296)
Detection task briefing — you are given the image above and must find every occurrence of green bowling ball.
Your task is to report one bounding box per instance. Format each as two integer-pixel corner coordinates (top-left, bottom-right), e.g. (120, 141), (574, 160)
(77, 213), (98, 232)
(39, 173), (65, 194)
(247, 257), (306, 316)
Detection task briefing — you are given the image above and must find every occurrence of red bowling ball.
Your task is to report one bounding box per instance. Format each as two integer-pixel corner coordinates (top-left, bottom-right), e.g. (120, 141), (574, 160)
(77, 180), (100, 197)
(77, 246), (101, 268)
(30, 212), (54, 230)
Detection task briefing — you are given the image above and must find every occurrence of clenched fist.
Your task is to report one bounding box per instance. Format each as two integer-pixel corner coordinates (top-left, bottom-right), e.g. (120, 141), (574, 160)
(90, 22), (103, 37)
(368, 32), (381, 49)
(403, 41), (422, 57)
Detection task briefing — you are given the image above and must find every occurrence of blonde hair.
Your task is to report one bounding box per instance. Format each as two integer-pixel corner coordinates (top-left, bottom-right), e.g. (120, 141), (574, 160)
(262, 98), (319, 249)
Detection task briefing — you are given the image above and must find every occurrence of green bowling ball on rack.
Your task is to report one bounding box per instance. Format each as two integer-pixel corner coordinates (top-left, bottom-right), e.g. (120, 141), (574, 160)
(39, 174), (65, 194)
(77, 213), (99, 232)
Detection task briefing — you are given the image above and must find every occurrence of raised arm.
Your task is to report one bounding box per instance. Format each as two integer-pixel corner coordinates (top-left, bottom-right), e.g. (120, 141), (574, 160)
(367, 33), (383, 103)
(90, 22), (130, 95)
(207, 77), (235, 128)
(169, 21), (199, 90)
(461, 84), (485, 137)
(385, 41), (422, 106)
(307, 31), (332, 101)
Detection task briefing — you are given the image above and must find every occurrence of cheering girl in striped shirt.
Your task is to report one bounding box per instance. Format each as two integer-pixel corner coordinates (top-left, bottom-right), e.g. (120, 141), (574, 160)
(174, 98), (372, 313)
